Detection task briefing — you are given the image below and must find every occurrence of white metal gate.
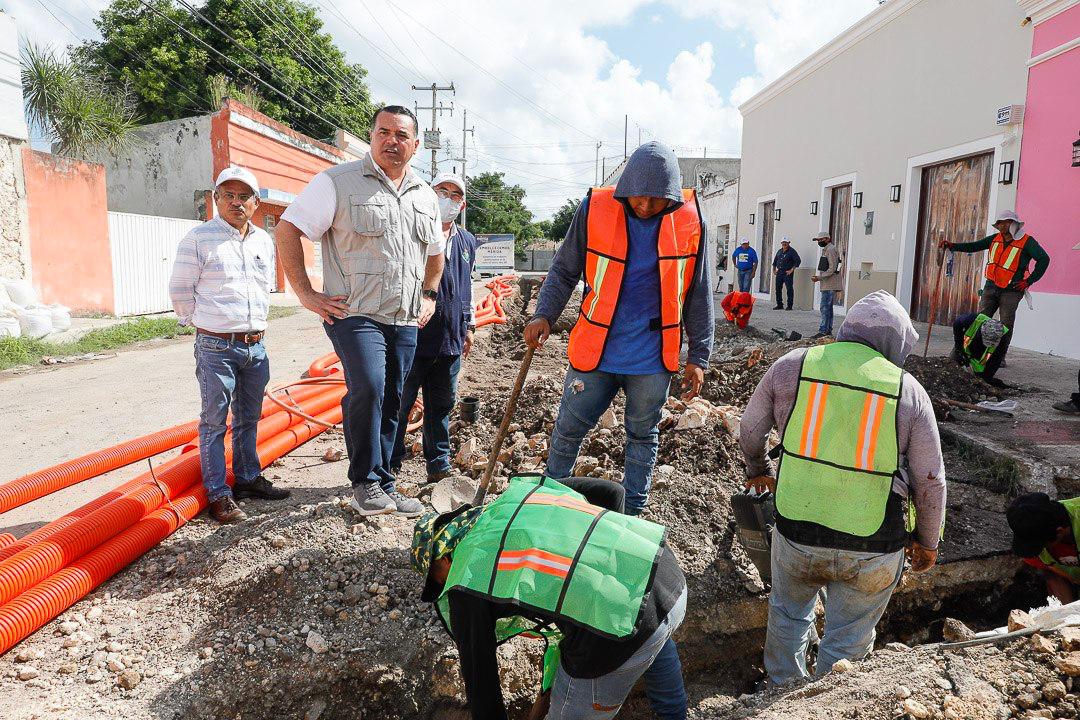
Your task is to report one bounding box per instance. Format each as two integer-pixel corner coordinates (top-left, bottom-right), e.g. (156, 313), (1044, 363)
(109, 212), (201, 316)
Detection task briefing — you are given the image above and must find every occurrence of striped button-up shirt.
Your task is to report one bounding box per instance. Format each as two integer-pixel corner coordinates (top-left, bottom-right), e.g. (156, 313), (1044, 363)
(169, 217), (275, 332)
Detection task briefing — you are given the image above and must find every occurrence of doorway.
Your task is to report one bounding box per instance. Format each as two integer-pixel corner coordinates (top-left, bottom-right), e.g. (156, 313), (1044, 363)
(910, 153), (993, 324)
(758, 201), (774, 294)
(827, 184), (852, 305)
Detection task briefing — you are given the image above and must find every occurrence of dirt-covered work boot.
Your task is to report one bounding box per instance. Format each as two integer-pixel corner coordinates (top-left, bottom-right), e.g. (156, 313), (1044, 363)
(209, 497), (248, 524)
(350, 482), (396, 516)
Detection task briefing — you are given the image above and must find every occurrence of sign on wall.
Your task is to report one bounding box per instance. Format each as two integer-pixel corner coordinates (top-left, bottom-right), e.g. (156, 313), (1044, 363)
(474, 234), (515, 275)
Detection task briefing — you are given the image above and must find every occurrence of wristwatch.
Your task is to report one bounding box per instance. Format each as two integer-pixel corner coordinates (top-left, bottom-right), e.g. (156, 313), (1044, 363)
(421, 289), (438, 301)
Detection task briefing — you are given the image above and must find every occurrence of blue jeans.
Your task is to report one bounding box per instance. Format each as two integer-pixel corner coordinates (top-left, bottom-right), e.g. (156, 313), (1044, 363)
(324, 316), (417, 490)
(545, 368), (672, 514)
(764, 530), (904, 684)
(391, 354), (461, 474)
(194, 334), (270, 502)
(737, 269), (754, 292)
(819, 290), (835, 334)
(548, 588), (688, 720)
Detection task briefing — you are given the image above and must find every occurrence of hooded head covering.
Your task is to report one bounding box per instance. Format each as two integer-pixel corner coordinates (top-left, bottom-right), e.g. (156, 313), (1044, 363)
(834, 290), (919, 366)
(613, 141), (683, 206)
(411, 505), (484, 601)
(993, 209), (1025, 237)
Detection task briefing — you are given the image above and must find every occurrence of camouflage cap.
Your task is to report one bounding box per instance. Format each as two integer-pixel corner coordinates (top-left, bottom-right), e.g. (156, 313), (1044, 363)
(410, 505), (483, 578)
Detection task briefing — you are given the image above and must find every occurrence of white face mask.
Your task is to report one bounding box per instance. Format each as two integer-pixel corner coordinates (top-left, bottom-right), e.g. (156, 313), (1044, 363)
(438, 195), (462, 222)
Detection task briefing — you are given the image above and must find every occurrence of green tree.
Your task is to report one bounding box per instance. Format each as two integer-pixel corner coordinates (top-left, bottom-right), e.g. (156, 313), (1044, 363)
(548, 197), (581, 242)
(466, 172), (544, 253)
(76, 0), (375, 139)
(21, 44), (139, 157)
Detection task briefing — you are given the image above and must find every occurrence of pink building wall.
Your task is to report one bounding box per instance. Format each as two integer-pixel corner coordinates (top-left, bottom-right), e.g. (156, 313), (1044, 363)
(1010, 5), (1080, 359)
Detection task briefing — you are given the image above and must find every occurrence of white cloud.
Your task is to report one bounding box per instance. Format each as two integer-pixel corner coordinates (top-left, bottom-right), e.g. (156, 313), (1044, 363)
(7, 0), (876, 218)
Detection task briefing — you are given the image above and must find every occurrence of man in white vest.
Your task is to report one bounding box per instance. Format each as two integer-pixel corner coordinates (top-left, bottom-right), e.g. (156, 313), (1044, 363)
(276, 105), (444, 518)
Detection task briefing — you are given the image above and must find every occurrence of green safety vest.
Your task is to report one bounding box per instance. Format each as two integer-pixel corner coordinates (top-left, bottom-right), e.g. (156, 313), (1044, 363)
(776, 342), (903, 537)
(962, 313), (1009, 374)
(1038, 497), (1080, 585)
(436, 476), (668, 688)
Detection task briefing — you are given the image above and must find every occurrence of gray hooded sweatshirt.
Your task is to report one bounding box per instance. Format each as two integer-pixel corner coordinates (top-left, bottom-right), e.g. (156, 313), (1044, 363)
(739, 291), (946, 549)
(533, 141), (714, 368)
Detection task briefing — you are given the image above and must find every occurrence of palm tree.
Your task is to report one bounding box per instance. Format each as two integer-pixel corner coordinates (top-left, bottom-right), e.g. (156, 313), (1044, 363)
(21, 44), (139, 157)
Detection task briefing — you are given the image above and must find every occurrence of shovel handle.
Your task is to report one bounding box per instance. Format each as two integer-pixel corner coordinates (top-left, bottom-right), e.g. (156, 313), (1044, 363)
(472, 344), (537, 506)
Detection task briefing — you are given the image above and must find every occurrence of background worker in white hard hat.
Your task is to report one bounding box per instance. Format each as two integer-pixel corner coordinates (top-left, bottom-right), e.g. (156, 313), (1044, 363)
(940, 210), (1050, 375)
(392, 173), (480, 483)
(169, 165), (291, 524)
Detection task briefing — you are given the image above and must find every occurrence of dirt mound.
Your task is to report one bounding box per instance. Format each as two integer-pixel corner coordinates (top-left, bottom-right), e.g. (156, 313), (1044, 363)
(903, 355), (1010, 420)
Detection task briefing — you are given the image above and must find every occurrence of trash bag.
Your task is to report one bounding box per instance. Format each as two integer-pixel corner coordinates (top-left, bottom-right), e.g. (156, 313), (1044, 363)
(17, 305), (53, 339)
(0, 316), (20, 339)
(1, 279), (38, 307)
(48, 304), (72, 332)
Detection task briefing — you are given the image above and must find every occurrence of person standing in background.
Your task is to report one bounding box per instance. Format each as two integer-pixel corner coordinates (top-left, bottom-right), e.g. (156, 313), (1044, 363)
(772, 237), (801, 310)
(733, 238), (758, 293)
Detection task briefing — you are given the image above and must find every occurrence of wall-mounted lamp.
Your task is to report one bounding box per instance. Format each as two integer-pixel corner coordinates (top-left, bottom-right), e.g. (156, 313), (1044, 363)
(748, 213), (755, 225)
(809, 201), (818, 215)
(889, 185), (901, 203)
(853, 192), (863, 208)
(998, 160), (1015, 184)
(774, 208), (782, 222)
(1072, 133), (1080, 167)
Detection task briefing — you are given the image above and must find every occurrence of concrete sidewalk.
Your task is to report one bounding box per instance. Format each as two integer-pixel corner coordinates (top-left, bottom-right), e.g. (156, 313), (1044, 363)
(714, 292), (1080, 491)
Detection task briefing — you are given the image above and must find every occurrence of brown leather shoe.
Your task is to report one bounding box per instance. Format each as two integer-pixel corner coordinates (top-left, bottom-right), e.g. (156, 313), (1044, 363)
(426, 470), (454, 484)
(209, 496), (247, 524)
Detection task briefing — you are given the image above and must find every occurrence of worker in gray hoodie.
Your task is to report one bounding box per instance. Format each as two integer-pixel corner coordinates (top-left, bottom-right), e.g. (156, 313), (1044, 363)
(525, 141), (714, 516)
(740, 290), (945, 685)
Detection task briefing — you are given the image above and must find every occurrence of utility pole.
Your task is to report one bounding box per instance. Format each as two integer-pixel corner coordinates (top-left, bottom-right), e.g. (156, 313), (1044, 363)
(623, 114), (628, 158)
(412, 82), (455, 180)
(460, 109), (475, 230)
(594, 141), (602, 185)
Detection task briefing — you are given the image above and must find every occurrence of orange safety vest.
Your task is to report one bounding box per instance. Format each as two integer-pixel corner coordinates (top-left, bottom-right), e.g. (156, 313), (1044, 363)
(567, 187), (701, 373)
(985, 233), (1029, 289)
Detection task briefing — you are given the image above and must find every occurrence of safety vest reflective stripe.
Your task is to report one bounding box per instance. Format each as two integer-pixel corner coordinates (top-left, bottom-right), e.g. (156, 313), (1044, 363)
(856, 392), (887, 470)
(985, 233), (1029, 288)
(524, 493), (602, 516)
(798, 382), (829, 458)
(497, 549), (573, 578)
(1003, 245), (1022, 270)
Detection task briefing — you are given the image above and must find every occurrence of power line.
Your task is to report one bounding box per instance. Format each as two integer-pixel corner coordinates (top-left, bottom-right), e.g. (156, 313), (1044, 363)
(315, 0), (422, 88)
(354, 0), (425, 80)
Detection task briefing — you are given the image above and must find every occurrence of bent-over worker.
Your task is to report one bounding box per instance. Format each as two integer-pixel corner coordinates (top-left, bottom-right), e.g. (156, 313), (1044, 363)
(1007, 492), (1080, 604)
(740, 291), (946, 685)
(951, 313), (1010, 386)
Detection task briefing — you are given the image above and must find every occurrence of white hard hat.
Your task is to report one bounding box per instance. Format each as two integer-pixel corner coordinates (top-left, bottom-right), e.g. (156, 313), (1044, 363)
(215, 166), (260, 196)
(431, 172), (466, 198)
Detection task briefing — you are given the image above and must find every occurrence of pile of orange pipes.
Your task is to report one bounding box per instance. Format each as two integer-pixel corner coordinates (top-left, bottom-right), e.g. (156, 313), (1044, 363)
(0, 367), (347, 656)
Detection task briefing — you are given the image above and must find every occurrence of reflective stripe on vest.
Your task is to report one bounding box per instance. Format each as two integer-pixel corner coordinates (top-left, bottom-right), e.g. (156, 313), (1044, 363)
(567, 187), (701, 373)
(436, 476), (667, 641)
(1037, 497), (1080, 585)
(985, 233), (1029, 289)
(776, 342), (904, 537)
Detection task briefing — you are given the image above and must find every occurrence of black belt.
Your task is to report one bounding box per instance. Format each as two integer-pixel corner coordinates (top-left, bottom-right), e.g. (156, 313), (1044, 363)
(777, 521), (905, 554)
(196, 328), (265, 344)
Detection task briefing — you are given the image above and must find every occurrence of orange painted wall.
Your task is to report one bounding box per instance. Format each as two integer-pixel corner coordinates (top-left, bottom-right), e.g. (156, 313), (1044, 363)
(23, 149), (114, 313)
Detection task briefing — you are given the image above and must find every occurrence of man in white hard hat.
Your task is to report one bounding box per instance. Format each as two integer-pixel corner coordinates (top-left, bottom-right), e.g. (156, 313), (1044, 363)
(940, 210), (1050, 379)
(169, 165), (291, 524)
(391, 173), (480, 483)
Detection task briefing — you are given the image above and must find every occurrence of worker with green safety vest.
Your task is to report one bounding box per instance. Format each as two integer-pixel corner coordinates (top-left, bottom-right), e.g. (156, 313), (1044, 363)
(411, 475), (689, 720)
(739, 290), (947, 686)
(951, 312), (1011, 386)
(1007, 492), (1080, 604)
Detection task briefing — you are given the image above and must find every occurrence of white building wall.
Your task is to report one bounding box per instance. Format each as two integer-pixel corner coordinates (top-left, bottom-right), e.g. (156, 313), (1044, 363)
(88, 115), (214, 220)
(737, 0), (1030, 314)
(0, 13), (29, 280)
(699, 178), (739, 288)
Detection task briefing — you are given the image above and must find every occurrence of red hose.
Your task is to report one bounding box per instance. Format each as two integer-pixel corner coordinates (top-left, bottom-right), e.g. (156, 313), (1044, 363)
(0, 535), (14, 550)
(307, 352), (341, 377)
(0, 389), (345, 601)
(0, 405), (342, 656)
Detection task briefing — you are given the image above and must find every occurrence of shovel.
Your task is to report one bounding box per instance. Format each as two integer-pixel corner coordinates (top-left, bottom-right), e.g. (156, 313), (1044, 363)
(430, 345), (537, 512)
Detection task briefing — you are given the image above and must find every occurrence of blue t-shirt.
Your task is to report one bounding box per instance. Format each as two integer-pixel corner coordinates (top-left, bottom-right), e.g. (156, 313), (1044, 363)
(593, 198), (666, 375)
(733, 246), (758, 270)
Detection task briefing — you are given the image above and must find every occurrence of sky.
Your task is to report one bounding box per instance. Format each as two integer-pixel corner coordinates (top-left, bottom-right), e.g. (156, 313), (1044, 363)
(7, 0), (881, 218)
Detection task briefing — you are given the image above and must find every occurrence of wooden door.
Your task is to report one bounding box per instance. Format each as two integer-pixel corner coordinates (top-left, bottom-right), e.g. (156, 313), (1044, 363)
(910, 153), (993, 324)
(828, 184), (852, 304)
(759, 201), (774, 293)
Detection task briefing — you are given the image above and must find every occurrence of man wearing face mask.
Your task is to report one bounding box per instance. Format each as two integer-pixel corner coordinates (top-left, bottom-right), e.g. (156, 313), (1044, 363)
(392, 173), (478, 482)
(524, 141), (714, 516)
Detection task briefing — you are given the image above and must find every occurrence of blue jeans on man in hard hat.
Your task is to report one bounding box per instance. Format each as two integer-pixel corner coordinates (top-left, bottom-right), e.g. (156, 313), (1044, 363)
(544, 368), (672, 515)
(764, 530), (904, 684)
